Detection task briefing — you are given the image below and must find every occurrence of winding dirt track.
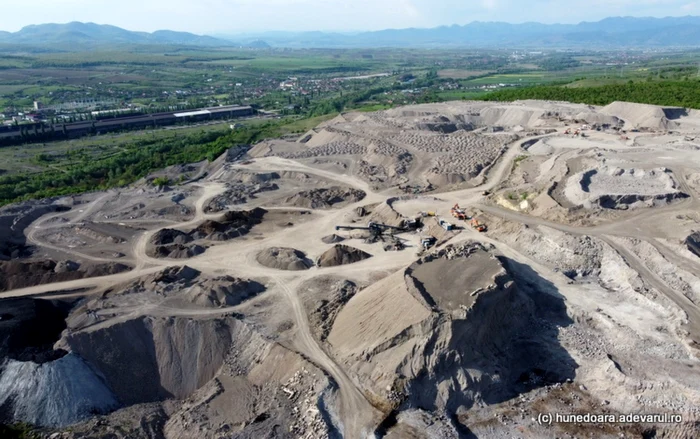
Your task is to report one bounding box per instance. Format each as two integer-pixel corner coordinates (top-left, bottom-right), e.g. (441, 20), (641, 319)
(273, 276), (380, 438)
(4, 131), (700, 436)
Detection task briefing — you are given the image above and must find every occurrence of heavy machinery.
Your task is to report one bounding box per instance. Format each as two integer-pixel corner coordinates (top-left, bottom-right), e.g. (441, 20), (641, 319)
(451, 204), (469, 221)
(403, 216), (423, 230)
(421, 236), (437, 249)
(419, 211), (436, 218)
(470, 218), (487, 233)
(335, 221), (408, 237)
(438, 218), (454, 231)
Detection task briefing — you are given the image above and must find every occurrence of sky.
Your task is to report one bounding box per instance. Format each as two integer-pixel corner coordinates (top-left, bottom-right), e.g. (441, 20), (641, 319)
(1, 0), (698, 34)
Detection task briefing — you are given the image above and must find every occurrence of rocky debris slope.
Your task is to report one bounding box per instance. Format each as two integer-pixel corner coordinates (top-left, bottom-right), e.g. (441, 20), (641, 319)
(148, 208), (266, 258)
(205, 172), (281, 213)
(495, 224), (604, 279)
(328, 242), (577, 432)
(0, 260), (131, 292)
(317, 244), (372, 267)
(0, 353), (119, 427)
(256, 247), (313, 271)
(614, 236), (700, 305)
(300, 277), (359, 342)
(53, 310), (339, 437)
(282, 186), (366, 209)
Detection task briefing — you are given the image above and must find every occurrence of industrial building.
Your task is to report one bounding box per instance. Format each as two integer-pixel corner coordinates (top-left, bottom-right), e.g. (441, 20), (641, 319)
(0, 105), (255, 146)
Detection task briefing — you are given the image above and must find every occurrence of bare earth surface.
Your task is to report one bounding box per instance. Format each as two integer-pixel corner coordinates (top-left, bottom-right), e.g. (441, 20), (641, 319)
(2, 100), (700, 438)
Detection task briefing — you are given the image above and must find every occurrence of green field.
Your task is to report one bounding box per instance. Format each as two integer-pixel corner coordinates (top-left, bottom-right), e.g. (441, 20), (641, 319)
(3, 45), (700, 205)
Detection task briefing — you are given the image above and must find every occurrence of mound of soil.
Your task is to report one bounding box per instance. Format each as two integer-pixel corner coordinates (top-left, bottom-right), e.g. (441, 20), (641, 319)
(150, 229), (192, 246)
(686, 231), (700, 258)
(101, 267), (264, 311)
(602, 101), (676, 130)
(148, 208), (267, 258)
(151, 243), (206, 259)
(205, 182), (279, 213)
(283, 187), (366, 209)
(152, 265), (201, 284)
(256, 247), (313, 271)
(184, 276), (266, 308)
(192, 208), (267, 241)
(321, 234), (345, 244)
(317, 245), (372, 267)
(0, 261), (131, 292)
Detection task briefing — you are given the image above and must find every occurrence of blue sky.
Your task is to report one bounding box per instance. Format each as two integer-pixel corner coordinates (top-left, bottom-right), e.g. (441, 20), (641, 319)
(2, 0), (698, 34)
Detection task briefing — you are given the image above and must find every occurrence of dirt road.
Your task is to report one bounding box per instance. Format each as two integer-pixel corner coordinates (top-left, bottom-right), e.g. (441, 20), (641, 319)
(273, 276), (380, 438)
(6, 127), (700, 436)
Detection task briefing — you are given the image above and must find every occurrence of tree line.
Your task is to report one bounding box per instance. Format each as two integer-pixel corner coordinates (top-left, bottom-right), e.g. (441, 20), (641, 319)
(481, 80), (700, 109)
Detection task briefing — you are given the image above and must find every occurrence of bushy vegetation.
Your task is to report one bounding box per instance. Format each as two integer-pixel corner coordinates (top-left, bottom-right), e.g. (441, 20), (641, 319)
(481, 80), (700, 109)
(0, 424), (38, 439)
(0, 123), (282, 206)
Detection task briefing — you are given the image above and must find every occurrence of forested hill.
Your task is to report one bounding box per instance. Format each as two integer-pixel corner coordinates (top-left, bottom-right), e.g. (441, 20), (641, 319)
(481, 81), (700, 109)
(0, 22), (242, 47)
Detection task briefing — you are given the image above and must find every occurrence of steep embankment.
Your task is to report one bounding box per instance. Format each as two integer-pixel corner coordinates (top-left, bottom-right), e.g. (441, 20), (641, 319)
(66, 316), (241, 405)
(329, 243), (576, 426)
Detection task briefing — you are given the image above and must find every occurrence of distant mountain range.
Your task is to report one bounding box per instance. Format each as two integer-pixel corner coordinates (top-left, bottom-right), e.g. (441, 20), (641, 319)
(0, 22), (266, 48)
(229, 16), (700, 48)
(3, 17), (700, 49)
